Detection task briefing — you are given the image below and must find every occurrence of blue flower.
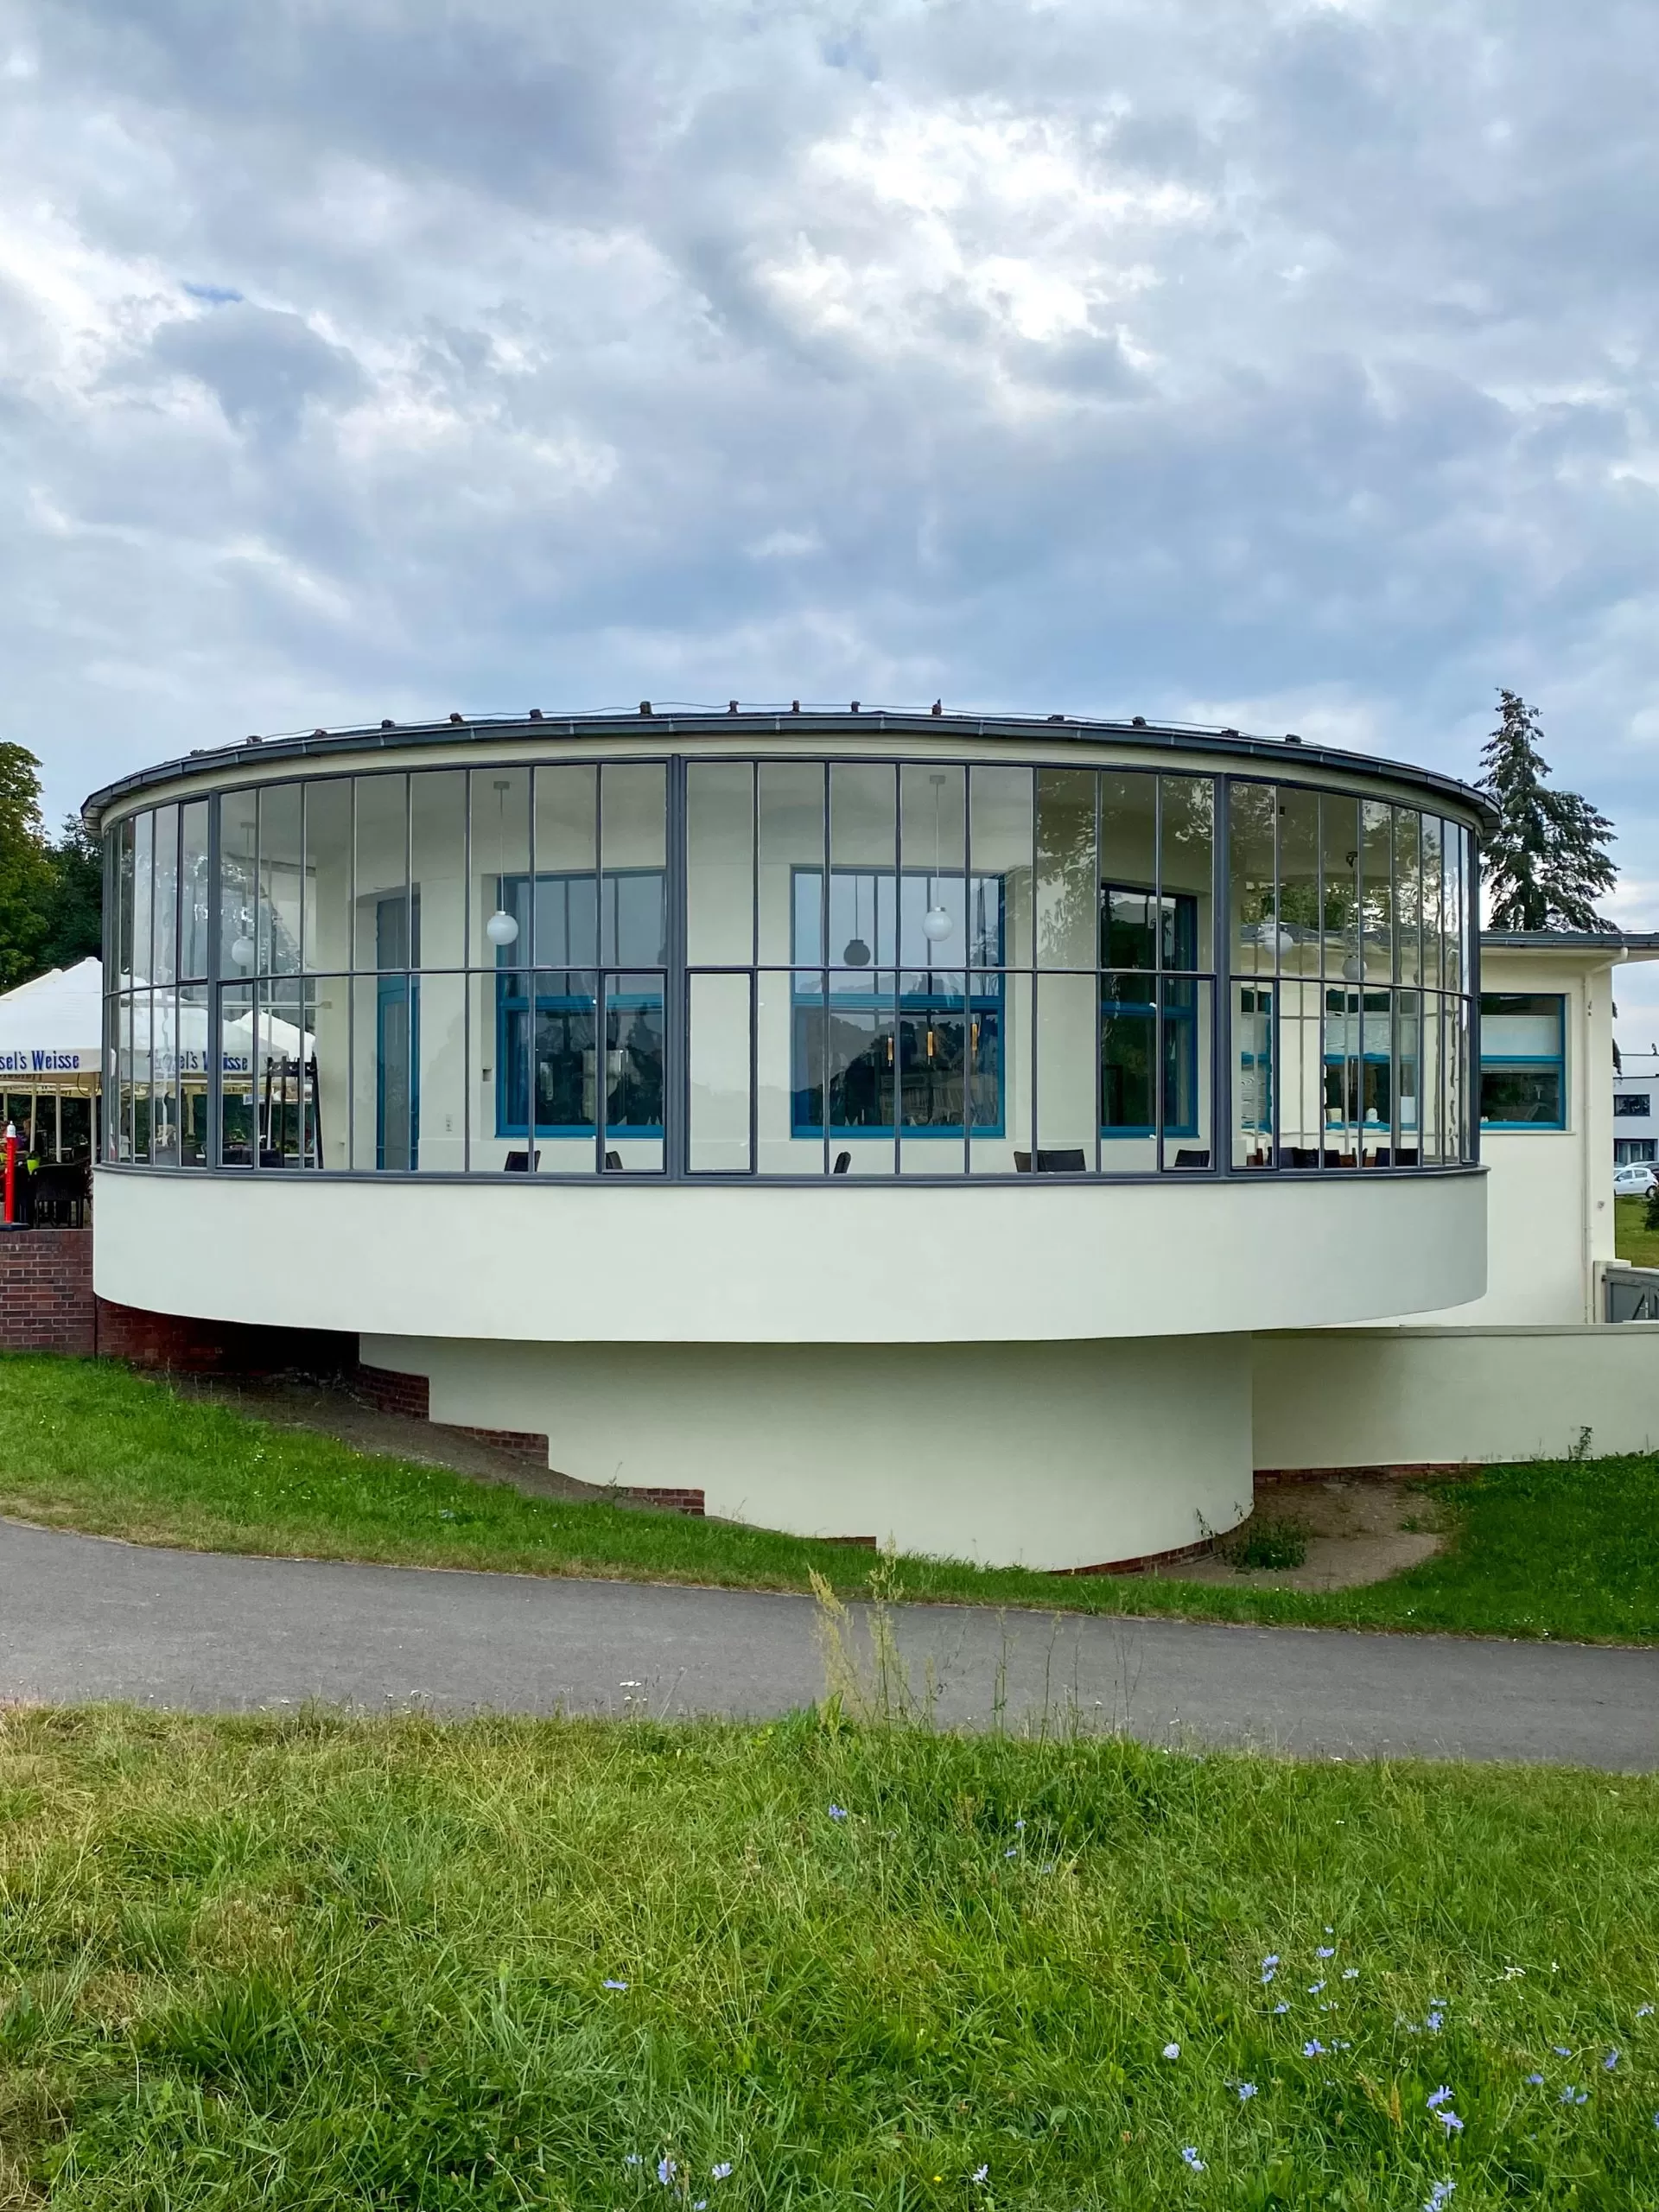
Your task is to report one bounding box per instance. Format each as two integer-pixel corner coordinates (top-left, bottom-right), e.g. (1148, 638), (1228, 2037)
(970, 2166), (989, 2184)
(1438, 2111), (1464, 2136)
(1525, 2073), (1544, 2086)
(1637, 2003), (1654, 2018)
(1236, 2082), (1257, 2101)
(1426, 2012), (1445, 2031)
(1560, 2087), (1587, 2106)
(1342, 1967), (1359, 1980)
(1303, 2039), (1326, 2056)
(1005, 1847), (1018, 1859)
(1180, 2147), (1205, 2172)
(1605, 2049), (1620, 2070)
(1424, 2184), (1455, 2211)
(1163, 2043), (1181, 2060)
(603, 1979), (628, 1992)
(1014, 1819), (1026, 1830)
(1551, 2046), (1572, 2057)
(1273, 2001), (1290, 2015)
(828, 1804), (848, 1821)
(1316, 1947), (1336, 1959)
(711, 2164), (733, 2182)
(625, 2154), (643, 2167)
(1308, 1980), (1325, 1994)
(658, 2156), (677, 2185)
(1426, 2087), (1453, 2110)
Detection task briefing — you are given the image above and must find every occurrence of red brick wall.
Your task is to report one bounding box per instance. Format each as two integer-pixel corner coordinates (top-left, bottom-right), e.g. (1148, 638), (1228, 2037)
(0, 1229), (96, 1354)
(93, 1299), (354, 1375)
(353, 1362), (431, 1420)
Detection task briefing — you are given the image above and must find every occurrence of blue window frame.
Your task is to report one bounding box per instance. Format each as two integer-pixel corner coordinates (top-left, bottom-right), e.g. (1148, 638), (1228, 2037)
(1479, 991), (1566, 1128)
(495, 870), (665, 1138)
(790, 868), (1006, 1137)
(1100, 886), (1198, 1138)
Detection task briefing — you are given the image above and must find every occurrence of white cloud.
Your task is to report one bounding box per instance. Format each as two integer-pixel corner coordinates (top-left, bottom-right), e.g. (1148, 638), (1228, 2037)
(0, 0), (1652, 1044)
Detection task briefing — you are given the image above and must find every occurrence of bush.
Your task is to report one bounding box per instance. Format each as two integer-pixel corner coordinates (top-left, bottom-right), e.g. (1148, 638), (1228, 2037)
(1226, 1516), (1309, 1572)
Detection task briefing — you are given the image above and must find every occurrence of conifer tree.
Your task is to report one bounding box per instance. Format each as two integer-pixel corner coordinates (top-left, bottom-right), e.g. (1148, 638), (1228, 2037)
(1478, 690), (1617, 931)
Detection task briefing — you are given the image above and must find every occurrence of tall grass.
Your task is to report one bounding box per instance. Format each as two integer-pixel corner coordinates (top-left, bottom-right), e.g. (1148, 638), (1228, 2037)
(0, 1704), (1655, 2207)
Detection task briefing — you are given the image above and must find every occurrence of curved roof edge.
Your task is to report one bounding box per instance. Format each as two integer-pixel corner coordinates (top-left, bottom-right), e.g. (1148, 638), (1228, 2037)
(82, 703), (1499, 835)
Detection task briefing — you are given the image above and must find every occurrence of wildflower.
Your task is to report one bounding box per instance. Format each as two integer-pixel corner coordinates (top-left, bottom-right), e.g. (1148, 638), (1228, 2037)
(1426, 2087), (1453, 2110)
(1426, 2012), (1445, 2031)
(1014, 1819), (1026, 1830)
(828, 1804), (848, 1821)
(1559, 2087), (1586, 2106)
(970, 2167), (989, 2185)
(1437, 2111), (1464, 2136)
(1303, 2039), (1326, 2056)
(1274, 2001), (1290, 2014)
(711, 2165), (733, 2182)
(1005, 1847), (1018, 1859)
(1637, 2004), (1654, 2018)
(658, 2157), (678, 2185)
(1308, 1980), (1325, 1994)
(1605, 2049), (1620, 2070)
(626, 2155), (643, 2167)
(1236, 2082), (1257, 2101)
(1424, 2185), (1455, 2212)
(1551, 2046), (1572, 2057)
(1180, 2147), (1205, 2172)
(1343, 1967), (1359, 1980)
(1262, 1960), (1279, 1985)
(602, 1979), (628, 1992)
(1525, 2073), (1543, 2085)
(1316, 1946), (1336, 1960)
(1163, 2043), (1180, 2060)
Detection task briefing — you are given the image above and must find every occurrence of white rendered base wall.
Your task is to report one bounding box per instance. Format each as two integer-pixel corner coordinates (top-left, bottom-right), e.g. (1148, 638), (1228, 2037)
(1254, 1325), (1659, 1470)
(362, 1332), (1256, 1571)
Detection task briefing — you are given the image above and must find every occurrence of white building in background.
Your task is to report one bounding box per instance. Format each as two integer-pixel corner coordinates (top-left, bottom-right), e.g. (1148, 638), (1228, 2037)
(83, 708), (1659, 1572)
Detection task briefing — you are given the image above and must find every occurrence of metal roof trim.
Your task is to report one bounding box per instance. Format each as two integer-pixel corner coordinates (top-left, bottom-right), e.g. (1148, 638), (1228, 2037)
(81, 705), (1500, 834)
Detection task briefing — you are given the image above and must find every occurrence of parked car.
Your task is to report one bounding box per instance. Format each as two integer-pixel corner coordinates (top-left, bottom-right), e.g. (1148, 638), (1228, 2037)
(1613, 1161), (1658, 1198)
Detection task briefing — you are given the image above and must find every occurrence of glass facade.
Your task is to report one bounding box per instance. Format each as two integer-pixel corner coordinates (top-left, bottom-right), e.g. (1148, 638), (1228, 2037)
(104, 753), (1479, 1179)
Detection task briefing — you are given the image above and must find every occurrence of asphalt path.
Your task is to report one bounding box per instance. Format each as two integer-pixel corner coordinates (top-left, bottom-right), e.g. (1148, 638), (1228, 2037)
(2, 1519), (1656, 1769)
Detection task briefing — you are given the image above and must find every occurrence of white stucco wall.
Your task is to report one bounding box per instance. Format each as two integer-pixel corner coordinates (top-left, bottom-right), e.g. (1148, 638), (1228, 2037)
(365, 1330), (1255, 1570)
(92, 1165), (1485, 1344)
(1407, 949), (1614, 1326)
(1253, 1323), (1659, 1469)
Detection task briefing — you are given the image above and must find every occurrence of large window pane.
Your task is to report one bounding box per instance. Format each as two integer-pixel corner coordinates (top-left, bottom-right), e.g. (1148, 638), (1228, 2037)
(1036, 768), (1094, 968)
(219, 790), (257, 982)
(257, 783), (303, 976)
(179, 982), (210, 1166)
(1232, 978), (1274, 1168)
(410, 772), (467, 969)
(1159, 776), (1213, 969)
(969, 766), (1033, 965)
(181, 800), (212, 982)
(1037, 969), (1097, 1170)
(303, 780), (353, 975)
(759, 762), (824, 970)
(1229, 781), (1278, 984)
(1098, 772), (1157, 969)
(1396, 809), (1422, 988)
(470, 769), (527, 970)
(218, 983), (254, 1166)
(1320, 793), (1359, 988)
(1361, 800), (1392, 983)
(352, 971), (414, 1170)
(152, 804), (179, 987)
(130, 810), (154, 988)
(1421, 816), (1443, 995)
(115, 817), (136, 990)
(413, 970), (467, 1172)
(355, 775), (409, 972)
(687, 761), (755, 966)
(689, 970), (753, 1173)
(309, 975), (349, 1171)
(603, 970), (665, 1173)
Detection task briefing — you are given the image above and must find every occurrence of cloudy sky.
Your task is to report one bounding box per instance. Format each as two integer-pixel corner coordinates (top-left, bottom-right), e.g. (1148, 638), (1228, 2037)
(4, 1), (1657, 1038)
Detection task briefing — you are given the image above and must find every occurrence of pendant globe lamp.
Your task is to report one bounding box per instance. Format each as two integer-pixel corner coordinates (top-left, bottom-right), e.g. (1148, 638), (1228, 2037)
(486, 779), (519, 950)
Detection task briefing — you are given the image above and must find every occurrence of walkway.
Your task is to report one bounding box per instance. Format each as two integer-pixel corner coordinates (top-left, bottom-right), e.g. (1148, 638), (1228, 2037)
(2, 1520), (1655, 1769)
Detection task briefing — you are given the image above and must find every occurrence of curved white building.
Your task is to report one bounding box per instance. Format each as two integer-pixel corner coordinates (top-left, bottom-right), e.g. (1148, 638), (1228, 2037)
(86, 708), (1489, 1568)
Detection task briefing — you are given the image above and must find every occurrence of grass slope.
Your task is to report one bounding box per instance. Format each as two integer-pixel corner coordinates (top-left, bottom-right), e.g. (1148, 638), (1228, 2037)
(3, 1356), (1659, 1642)
(1, 1709), (1656, 2209)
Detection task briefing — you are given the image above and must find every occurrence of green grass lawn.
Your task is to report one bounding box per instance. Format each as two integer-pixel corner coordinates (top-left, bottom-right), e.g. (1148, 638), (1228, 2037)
(3, 1354), (1659, 1642)
(1614, 1194), (1659, 1267)
(0, 1707), (1656, 2208)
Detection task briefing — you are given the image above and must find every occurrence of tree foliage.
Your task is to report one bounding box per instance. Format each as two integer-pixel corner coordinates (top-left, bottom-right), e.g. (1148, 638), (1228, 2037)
(1478, 690), (1618, 932)
(0, 744), (101, 992)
